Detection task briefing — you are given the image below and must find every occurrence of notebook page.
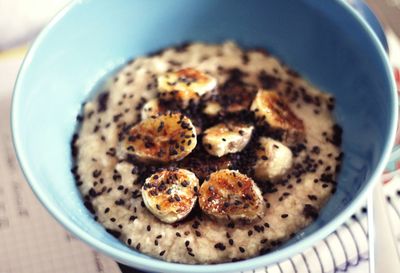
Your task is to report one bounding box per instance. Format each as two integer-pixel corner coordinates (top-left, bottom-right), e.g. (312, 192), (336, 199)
(0, 56), (121, 273)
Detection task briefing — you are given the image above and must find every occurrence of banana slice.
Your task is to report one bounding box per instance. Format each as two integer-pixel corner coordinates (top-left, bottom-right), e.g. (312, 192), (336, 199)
(142, 169), (199, 223)
(124, 113), (197, 162)
(254, 137), (293, 181)
(140, 99), (203, 134)
(158, 68), (217, 96)
(158, 68), (217, 107)
(199, 169), (265, 223)
(251, 89), (304, 132)
(202, 122), (254, 157)
(141, 98), (166, 120)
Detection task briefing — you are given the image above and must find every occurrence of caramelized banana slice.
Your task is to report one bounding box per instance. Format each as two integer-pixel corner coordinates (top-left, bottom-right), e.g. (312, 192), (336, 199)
(142, 169), (199, 223)
(124, 113), (197, 162)
(203, 123), (253, 157)
(251, 89), (304, 132)
(254, 137), (293, 181)
(158, 68), (217, 96)
(158, 68), (217, 107)
(140, 99), (203, 134)
(199, 170), (265, 223)
(141, 98), (166, 120)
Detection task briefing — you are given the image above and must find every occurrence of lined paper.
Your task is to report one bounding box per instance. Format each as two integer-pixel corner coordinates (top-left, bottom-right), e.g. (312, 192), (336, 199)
(0, 56), (121, 273)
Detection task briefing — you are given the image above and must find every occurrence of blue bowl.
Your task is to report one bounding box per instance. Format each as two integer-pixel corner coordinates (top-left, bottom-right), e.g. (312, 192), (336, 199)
(11, 0), (397, 272)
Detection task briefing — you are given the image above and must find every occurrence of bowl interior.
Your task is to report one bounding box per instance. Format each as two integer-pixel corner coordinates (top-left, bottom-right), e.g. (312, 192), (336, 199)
(12, 0), (396, 272)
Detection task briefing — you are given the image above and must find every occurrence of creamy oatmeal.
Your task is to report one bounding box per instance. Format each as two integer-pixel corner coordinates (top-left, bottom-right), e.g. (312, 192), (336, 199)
(71, 42), (342, 264)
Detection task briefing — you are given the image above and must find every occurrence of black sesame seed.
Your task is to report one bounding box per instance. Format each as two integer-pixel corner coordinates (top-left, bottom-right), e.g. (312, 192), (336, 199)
(93, 125), (100, 133)
(88, 188), (97, 197)
(97, 92), (109, 112)
(105, 228), (121, 238)
(311, 146), (320, 154)
(228, 239), (234, 246)
(157, 121), (164, 132)
(84, 201), (95, 214)
(308, 195), (318, 201)
(115, 199), (125, 206)
(239, 247), (245, 253)
(254, 225), (264, 233)
(303, 204), (319, 220)
(214, 243), (226, 251)
(281, 214), (289, 218)
(147, 225), (151, 231)
(92, 170), (102, 178)
(112, 174), (122, 181)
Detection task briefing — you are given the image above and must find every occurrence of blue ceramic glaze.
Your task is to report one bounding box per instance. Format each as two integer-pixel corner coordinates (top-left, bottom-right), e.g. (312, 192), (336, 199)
(11, 0), (397, 272)
(347, 0), (389, 51)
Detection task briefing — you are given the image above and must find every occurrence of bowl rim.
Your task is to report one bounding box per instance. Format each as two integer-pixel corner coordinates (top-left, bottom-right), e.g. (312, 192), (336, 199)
(10, 0), (398, 272)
